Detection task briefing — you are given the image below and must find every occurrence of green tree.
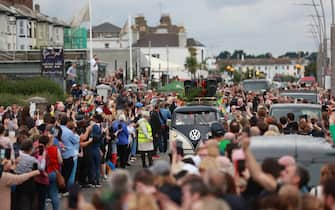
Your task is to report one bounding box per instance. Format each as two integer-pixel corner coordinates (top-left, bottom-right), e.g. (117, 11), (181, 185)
(232, 71), (242, 83)
(186, 47), (198, 78)
(304, 62), (317, 77)
(217, 51), (231, 60)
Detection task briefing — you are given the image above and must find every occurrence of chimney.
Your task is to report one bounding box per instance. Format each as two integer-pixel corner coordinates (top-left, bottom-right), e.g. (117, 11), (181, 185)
(34, 4), (40, 13)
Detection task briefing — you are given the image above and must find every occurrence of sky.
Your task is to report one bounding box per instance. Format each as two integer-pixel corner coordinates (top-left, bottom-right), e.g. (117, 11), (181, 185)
(35, 0), (333, 57)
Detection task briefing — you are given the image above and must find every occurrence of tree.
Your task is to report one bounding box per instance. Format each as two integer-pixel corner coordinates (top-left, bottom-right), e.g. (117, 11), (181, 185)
(217, 51), (231, 60)
(304, 62), (317, 77)
(231, 50), (246, 59)
(185, 47), (198, 78)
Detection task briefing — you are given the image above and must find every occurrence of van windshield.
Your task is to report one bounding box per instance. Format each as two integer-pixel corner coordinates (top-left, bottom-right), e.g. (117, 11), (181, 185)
(243, 81), (269, 91)
(174, 111), (217, 125)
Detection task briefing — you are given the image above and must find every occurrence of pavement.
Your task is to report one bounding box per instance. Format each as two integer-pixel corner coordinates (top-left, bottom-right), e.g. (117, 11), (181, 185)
(46, 154), (165, 210)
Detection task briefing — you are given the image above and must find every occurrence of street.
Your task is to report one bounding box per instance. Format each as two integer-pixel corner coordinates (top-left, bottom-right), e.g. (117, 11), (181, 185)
(48, 155), (165, 210)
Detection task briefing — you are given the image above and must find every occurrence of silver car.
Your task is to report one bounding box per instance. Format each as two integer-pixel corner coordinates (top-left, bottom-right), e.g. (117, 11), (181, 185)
(250, 135), (335, 186)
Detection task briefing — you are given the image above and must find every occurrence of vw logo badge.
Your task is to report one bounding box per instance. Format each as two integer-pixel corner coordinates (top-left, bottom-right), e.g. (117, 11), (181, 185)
(189, 129), (201, 141)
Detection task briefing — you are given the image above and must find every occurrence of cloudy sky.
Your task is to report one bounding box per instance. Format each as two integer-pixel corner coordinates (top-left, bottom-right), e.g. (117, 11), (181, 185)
(35, 0), (333, 56)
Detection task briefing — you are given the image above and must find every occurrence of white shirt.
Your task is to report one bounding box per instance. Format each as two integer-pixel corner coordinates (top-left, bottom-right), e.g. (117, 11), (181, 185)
(91, 58), (98, 73)
(67, 66), (77, 80)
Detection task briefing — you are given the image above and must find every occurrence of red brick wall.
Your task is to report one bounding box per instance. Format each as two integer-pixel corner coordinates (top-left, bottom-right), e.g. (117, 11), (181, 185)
(2, 0), (33, 9)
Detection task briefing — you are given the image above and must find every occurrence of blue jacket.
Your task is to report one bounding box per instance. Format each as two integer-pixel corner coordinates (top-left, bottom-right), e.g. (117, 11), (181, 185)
(90, 124), (103, 149)
(112, 121), (129, 145)
(159, 108), (171, 125)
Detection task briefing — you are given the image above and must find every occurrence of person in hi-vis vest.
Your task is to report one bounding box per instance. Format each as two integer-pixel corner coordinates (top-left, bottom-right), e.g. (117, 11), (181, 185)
(137, 111), (154, 168)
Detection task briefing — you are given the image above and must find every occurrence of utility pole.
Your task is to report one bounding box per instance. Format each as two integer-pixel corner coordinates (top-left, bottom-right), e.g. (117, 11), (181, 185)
(166, 44), (169, 85)
(331, 0), (335, 95)
(128, 15), (133, 82)
(319, 0), (327, 89)
(299, 1), (324, 86)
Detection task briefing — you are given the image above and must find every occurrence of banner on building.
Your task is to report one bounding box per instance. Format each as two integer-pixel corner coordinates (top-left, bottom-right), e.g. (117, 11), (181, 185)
(41, 47), (64, 74)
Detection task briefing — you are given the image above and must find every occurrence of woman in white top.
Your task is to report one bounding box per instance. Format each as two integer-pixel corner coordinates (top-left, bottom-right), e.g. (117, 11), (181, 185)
(310, 163), (335, 199)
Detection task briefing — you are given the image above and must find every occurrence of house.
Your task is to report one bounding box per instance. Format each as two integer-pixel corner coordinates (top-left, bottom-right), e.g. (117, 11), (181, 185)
(14, 3), (39, 50)
(90, 14), (207, 81)
(217, 58), (306, 80)
(88, 22), (122, 49)
(0, 1), (67, 51)
(0, 3), (16, 50)
(132, 14), (206, 80)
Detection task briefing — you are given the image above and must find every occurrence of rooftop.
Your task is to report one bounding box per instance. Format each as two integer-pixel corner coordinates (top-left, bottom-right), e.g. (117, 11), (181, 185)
(92, 22), (121, 33)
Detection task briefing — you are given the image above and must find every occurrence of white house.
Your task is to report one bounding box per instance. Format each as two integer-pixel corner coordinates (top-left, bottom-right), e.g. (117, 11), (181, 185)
(14, 4), (37, 50)
(0, 2), (66, 51)
(0, 4), (16, 51)
(219, 58), (306, 80)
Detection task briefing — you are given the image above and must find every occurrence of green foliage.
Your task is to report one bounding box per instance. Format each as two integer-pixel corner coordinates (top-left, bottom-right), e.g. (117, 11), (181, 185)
(217, 51), (231, 59)
(0, 77), (63, 96)
(186, 47), (198, 78)
(180, 87), (203, 102)
(304, 62), (317, 77)
(0, 77), (65, 106)
(232, 71), (242, 83)
(273, 74), (297, 82)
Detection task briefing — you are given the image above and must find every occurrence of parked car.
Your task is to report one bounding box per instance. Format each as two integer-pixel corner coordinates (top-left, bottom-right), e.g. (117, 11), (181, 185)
(279, 90), (319, 104)
(168, 105), (223, 154)
(269, 103), (322, 121)
(250, 135), (335, 186)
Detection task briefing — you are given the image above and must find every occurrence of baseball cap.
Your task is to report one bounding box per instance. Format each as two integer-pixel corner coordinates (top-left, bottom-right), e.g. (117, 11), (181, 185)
(211, 122), (225, 137)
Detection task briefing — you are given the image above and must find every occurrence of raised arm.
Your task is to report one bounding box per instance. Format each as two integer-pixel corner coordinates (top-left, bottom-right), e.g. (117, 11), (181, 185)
(2, 170), (40, 186)
(241, 136), (277, 192)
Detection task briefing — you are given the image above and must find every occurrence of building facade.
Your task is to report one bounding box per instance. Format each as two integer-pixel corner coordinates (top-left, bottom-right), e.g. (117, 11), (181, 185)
(89, 15), (207, 80)
(218, 58), (306, 80)
(0, 5), (16, 50)
(0, 1), (67, 51)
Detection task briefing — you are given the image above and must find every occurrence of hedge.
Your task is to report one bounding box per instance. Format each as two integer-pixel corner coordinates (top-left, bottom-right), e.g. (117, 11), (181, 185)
(0, 77), (64, 96)
(0, 78), (65, 106)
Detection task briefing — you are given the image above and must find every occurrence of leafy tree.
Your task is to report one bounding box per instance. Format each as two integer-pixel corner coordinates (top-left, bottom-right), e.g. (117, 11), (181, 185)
(232, 71), (242, 83)
(231, 50), (246, 59)
(217, 51), (231, 60)
(185, 47), (198, 78)
(304, 62), (317, 77)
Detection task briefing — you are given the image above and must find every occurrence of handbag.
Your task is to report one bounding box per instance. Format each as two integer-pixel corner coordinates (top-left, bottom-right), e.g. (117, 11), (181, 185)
(55, 169), (65, 189)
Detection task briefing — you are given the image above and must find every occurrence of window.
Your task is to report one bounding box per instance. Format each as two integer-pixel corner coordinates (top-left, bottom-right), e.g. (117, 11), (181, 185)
(20, 44), (25, 50)
(19, 20), (24, 35)
(8, 43), (11, 50)
(55, 28), (59, 41)
(105, 43), (110, 48)
(152, 54), (160, 59)
(39, 27), (43, 39)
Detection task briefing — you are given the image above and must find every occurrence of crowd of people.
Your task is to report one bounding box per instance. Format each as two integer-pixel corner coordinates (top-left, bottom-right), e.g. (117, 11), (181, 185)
(0, 74), (335, 210)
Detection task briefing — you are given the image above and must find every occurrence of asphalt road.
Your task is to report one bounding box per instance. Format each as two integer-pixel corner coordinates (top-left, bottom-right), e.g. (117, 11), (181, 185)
(46, 154), (150, 210)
